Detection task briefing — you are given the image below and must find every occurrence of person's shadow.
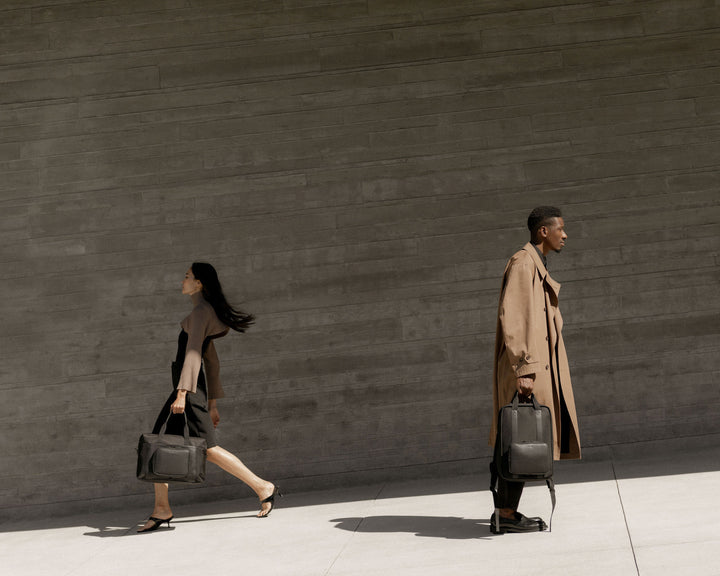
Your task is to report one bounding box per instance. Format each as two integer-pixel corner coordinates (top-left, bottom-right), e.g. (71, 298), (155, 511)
(83, 525), (149, 537)
(83, 513), (259, 538)
(331, 516), (493, 540)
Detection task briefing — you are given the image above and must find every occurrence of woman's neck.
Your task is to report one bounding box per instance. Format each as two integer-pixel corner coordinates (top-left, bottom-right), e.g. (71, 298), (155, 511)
(190, 292), (203, 306)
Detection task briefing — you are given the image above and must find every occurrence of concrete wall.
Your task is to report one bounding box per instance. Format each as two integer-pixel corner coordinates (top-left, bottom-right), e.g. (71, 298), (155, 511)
(1, 0), (719, 517)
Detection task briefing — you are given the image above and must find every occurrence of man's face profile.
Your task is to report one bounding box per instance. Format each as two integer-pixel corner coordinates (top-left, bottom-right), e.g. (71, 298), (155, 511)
(542, 217), (567, 253)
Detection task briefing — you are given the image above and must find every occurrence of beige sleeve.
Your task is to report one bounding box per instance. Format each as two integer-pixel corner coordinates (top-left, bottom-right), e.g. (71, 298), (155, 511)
(499, 256), (541, 378)
(203, 339), (225, 400)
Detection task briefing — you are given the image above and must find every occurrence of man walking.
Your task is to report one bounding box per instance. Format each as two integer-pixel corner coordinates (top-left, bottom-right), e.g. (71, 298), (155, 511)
(489, 206), (581, 533)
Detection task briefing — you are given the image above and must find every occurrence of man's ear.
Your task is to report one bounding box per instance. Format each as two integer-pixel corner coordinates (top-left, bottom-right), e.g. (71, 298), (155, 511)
(539, 225), (548, 239)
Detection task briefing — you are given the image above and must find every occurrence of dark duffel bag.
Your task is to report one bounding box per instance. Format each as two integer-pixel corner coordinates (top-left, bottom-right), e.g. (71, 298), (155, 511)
(137, 413), (207, 483)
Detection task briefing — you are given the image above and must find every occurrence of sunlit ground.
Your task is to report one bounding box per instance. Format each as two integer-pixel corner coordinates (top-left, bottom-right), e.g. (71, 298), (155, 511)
(2, 439), (719, 576)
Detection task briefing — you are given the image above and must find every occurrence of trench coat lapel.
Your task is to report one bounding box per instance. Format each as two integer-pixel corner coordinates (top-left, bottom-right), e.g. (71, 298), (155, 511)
(522, 242), (561, 299)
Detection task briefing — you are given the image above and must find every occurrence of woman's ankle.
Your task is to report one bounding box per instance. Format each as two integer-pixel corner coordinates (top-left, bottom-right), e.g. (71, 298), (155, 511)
(258, 481), (274, 499)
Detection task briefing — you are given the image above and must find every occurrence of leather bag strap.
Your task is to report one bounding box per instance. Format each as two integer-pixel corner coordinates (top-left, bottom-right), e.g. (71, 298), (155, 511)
(489, 459), (500, 533)
(158, 412), (191, 443)
(547, 478), (556, 532)
(535, 406), (543, 440)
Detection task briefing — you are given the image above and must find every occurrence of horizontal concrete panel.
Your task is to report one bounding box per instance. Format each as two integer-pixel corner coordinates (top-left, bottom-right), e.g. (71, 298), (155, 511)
(250, 238), (420, 271)
(30, 0), (188, 22)
(483, 15), (644, 52)
(277, 342), (448, 379)
(532, 99), (697, 133)
(0, 67), (160, 104)
(563, 33), (720, 78)
(318, 30), (483, 71)
(641, 4), (720, 36)
(523, 146), (698, 184)
(160, 49), (322, 88)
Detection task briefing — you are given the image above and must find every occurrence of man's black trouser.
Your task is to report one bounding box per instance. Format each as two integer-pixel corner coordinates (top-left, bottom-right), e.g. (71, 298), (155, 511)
(495, 477), (524, 510)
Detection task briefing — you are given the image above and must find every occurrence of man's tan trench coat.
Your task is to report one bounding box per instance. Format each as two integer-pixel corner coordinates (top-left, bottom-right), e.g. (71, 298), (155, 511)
(490, 243), (581, 460)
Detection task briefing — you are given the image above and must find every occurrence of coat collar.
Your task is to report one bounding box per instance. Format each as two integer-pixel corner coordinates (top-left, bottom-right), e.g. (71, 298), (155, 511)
(522, 242), (561, 298)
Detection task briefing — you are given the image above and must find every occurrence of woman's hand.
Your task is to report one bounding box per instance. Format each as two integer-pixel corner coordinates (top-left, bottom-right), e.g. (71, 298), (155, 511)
(171, 390), (187, 414)
(209, 400), (220, 428)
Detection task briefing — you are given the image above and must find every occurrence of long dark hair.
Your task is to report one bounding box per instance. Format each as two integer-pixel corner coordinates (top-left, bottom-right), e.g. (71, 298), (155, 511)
(191, 262), (255, 332)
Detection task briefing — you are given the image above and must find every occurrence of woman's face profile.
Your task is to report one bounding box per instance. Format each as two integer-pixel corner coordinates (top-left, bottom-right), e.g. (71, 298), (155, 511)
(182, 268), (202, 295)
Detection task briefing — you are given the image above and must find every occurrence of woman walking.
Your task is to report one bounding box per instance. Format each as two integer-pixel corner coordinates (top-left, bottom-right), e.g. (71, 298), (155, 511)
(138, 262), (279, 533)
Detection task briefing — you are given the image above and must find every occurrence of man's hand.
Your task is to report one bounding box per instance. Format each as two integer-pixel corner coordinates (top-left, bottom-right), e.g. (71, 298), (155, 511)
(516, 375), (535, 398)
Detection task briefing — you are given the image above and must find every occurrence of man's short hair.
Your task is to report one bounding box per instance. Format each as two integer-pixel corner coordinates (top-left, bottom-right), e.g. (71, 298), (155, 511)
(528, 206), (562, 237)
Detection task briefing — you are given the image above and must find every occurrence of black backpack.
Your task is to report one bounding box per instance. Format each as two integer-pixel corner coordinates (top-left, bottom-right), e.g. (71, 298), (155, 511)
(489, 392), (556, 530)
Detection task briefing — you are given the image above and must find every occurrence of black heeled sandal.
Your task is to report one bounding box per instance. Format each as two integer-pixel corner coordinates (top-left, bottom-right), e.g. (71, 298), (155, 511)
(257, 486), (282, 518)
(137, 515), (174, 533)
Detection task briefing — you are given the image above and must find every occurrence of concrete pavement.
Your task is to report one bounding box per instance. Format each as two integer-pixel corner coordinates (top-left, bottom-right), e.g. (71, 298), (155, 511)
(2, 434), (719, 576)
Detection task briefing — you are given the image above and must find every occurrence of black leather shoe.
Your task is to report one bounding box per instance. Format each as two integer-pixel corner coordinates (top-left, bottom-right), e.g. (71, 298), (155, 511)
(490, 512), (547, 534)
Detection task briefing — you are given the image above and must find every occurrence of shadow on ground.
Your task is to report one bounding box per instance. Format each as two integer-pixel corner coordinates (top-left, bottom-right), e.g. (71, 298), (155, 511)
(331, 515), (493, 540)
(2, 434), (718, 534)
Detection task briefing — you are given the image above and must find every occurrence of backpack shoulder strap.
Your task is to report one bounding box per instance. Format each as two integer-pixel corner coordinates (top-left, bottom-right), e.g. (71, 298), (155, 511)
(547, 477), (556, 532)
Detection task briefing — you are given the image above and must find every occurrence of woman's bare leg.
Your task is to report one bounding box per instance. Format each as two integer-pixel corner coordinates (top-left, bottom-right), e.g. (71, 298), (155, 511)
(138, 483), (173, 531)
(207, 446), (276, 516)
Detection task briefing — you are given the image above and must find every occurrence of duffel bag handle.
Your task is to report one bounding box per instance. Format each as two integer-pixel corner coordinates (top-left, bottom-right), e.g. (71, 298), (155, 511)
(158, 412), (191, 443)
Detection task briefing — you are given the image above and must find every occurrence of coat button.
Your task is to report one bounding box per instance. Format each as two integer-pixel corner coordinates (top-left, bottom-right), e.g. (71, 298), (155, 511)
(545, 365), (549, 370)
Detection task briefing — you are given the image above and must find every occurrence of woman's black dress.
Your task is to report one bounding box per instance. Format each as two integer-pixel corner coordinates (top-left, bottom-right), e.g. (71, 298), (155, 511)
(151, 330), (218, 448)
